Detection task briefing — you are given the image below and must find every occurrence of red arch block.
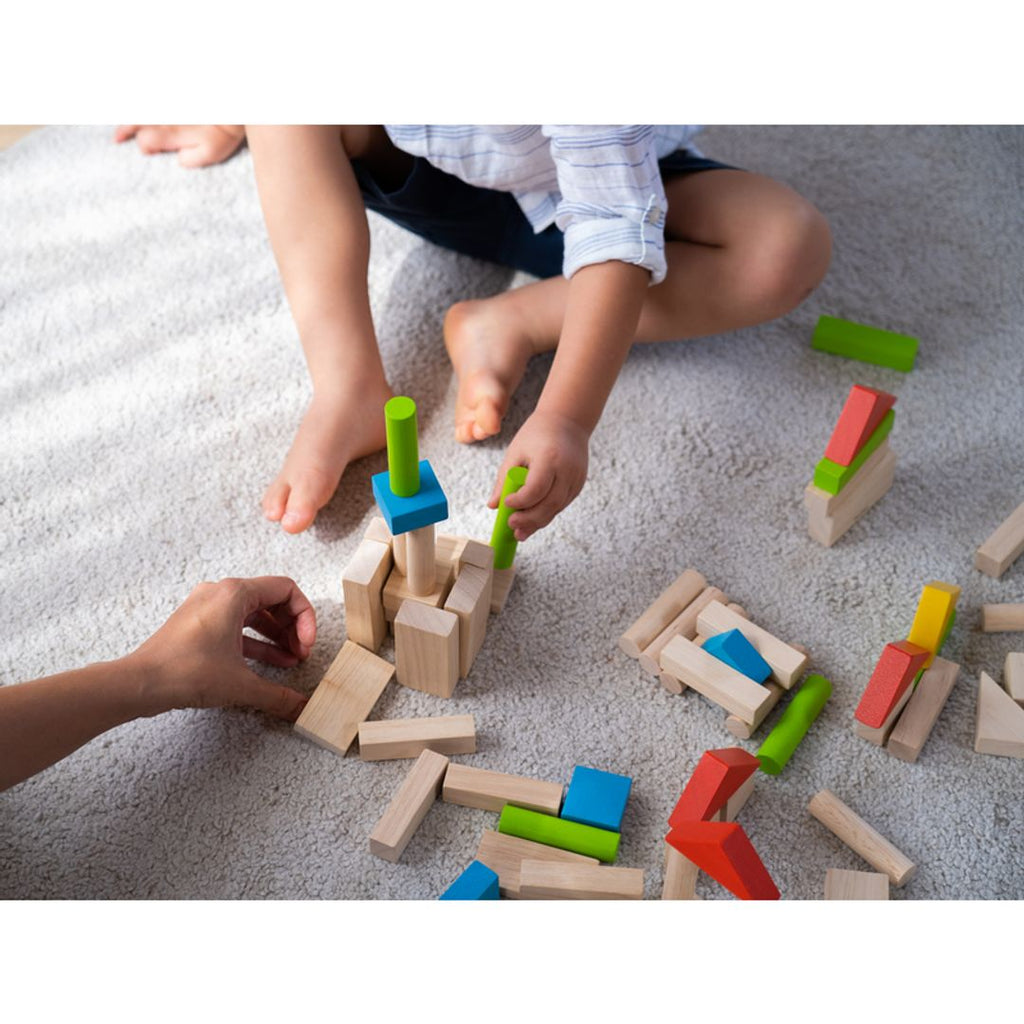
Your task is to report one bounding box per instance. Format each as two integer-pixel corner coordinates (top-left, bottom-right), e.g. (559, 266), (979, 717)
(666, 821), (780, 900)
(668, 747), (760, 828)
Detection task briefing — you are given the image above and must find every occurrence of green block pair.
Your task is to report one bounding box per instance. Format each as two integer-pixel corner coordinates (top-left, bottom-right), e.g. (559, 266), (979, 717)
(813, 409), (895, 495)
(498, 803), (620, 863)
(811, 315), (918, 372)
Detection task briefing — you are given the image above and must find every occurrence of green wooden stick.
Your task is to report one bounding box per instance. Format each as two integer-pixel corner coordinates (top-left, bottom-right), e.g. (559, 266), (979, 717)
(498, 804), (620, 863)
(811, 315), (919, 372)
(385, 396), (419, 497)
(490, 465), (528, 570)
(757, 673), (832, 775)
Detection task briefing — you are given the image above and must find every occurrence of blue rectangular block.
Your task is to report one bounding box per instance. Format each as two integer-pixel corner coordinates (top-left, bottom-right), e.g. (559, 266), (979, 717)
(560, 765), (632, 833)
(372, 459), (448, 536)
(702, 628), (772, 684)
(439, 859), (500, 900)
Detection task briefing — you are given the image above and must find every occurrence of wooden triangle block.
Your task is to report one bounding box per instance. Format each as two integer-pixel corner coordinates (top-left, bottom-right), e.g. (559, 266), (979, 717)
(666, 821), (779, 900)
(974, 671), (1024, 758)
(854, 640), (929, 728)
(668, 747), (761, 828)
(824, 384), (897, 466)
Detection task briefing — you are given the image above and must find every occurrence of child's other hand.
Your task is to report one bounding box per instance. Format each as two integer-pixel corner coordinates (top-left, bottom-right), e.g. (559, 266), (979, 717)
(127, 577), (316, 721)
(114, 125), (245, 168)
(488, 410), (589, 541)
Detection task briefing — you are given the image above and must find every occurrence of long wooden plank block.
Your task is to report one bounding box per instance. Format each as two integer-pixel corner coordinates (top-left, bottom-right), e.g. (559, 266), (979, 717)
(619, 568), (707, 659)
(806, 445), (897, 547)
(804, 441), (892, 519)
(980, 604), (1024, 632)
(887, 657), (960, 762)
(519, 860), (644, 900)
(444, 564), (492, 677)
(368, 749), (449, 863)
(442, 762), (563, 814)
(475, 830), (598, 899)
(974, 499), (1024, 578)
(724, 681), (785, 739)
(358, 715), (476, 761)
(342, 538), (393, 652)
(638, 585), (725, 676)
(824, 868), (890, 900)
(853, 683), (915, 747)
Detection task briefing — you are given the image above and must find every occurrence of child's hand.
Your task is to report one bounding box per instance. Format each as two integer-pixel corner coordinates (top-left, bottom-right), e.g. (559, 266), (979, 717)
(127, 577), (316, 721)
(488, 410), (589, 541)
(114, 125), (245, 168)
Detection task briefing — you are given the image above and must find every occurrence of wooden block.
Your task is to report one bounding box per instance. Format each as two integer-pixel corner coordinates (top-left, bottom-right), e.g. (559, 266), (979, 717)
(393, 532), (407, 575)
(805, 445), (897, 547)
(294, 641), (394, 757)
(696, 600), (808, 688)
(724, 681), (785, 738)
(342, 538), (392, 652)
(808, 789), (916, 887)
(887, 657), (960, 762)
(383, 565), (451, 622)
(475, 830), (598, 899)
(358, 714), (476, 761)
(722, 772), (756, 822)
(368, 749), (449, 863)
(974, 671), (1024, 758)
(669, 747), (760, 827)
(823, 384), (897, 467)
(406, 523), (437, 597)
(804, 441), (892, 520)
(519, 860), (644, 900)
(854, 640), (930, 728)
(491, 565), (516, 613)
(974, 499), (1024, 578)
(661, 841), (701, 900)
(394, 601), (460, 698)
(638, 585), (727, 676)
(364, 516), (393, 546)
(907, 580), (960, 667)
(980, 603), (1024, 632)
(619, 568), (708, 659)
(442, 762), (563, 814)
(659, 670), (686, 695)
(1005, 652), (1024, 704)
(854, 682), (915, 747)
(660, 635), (775, 725)
(457, 539), (495, 572)
(824, 868), (890, 900)
(436, 533), (469, 571)
(444, 563), (492, 678)
(813, 410), (895, 494)
(666, 821), (779, 900)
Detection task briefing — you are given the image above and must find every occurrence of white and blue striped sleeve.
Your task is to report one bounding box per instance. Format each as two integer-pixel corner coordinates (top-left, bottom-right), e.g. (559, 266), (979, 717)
(542, 125), (669, 285)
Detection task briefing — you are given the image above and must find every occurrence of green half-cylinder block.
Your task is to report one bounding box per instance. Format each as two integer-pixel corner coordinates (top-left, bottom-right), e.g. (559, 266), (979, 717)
(811, 315), (919, 372)
(490, 465), (528, 570)
(813, 409), (895, 495)
(385, 396), (420, 497)
(757, 673), (832, 775)
(498, 803), (620, 863)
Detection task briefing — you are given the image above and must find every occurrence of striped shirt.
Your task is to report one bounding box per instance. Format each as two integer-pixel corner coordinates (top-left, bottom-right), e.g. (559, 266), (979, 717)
(383, 125), (703, 284)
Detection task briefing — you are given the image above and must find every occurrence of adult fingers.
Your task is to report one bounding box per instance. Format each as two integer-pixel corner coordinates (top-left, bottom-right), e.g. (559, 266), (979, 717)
(237, 577), (317, 650)
(242, 635), (300, 668)
(232, 670), (308, 721)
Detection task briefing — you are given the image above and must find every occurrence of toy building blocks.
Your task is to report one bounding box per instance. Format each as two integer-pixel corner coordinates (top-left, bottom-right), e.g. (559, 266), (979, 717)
(498, 804), (620, 863)
(439, 860), (500, 900)
(638, 585), (725, 677)
(974, 671), (1024, 759)
(907, 581), (960, 667)
(668, 748), (760, 827)
(358, 714), (476, 761)
(813, 410), (895, 495)
(702, 628), (772, 683)
(560, 766), (633, 832)
(394, 601), (460, 698)
(805, 445), (897, 547)
(442, 763), (563, 814)
(368, 748), (449, 863)
(661, 843), (701, 900)
(444, 563), (492, 678)
(725, 681), (785, 739)
(980, 603), (1024, 632)
(853, 683), (916, 747)
(518, 860), (644, 900)
(854, 640), (930, 729)
(887, 657), (960, 763)
(811, 314), (919, 372)
(619, 567), (707, 660)
(475, 830), (599, 899)
(1005, 652), (1024, 705)
(490, 465), (529, 571)
(665, 821), (779, 900)
(824, 868), (889, 900)
(974, 498), (1024, 578)
(342, 537), (392, 653)
(756, 673), (832, 775)
(823, 385), (897, 466)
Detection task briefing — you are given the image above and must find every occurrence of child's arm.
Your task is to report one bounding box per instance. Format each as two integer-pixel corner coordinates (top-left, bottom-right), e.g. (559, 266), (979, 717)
(489, 259), (650, 540)
(0, 577), (315, 792)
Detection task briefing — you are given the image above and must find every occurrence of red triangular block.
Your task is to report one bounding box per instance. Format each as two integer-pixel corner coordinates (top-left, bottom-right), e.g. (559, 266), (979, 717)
(668, 747), (760, 828)
(824, 385), (897, 467)
(854, 640), (929, 728)
(666, 821), (780, 900)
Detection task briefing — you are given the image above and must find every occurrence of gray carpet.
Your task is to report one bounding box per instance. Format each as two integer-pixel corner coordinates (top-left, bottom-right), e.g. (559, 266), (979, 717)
(1, 125), (1021, 900)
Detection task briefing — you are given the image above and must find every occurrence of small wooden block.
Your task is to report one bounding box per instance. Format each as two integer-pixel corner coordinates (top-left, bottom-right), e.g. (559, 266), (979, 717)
(824, 868), (890, 900)
(980, 603), (1024, 633)
(358, 714), (476, 761)
(406, 523), (437, 597)
(661, 841), (701, 900)
(887, 657), (960, 762)
(974, 671), (1024, 758)
(383, 565), (452, 622)
(660, 635), (775, 725)
(619, 568), (708, 659)
(490, 565), (516, 613)
(1005, 652), (1024, 705)
(342, 538), (393, 652)
(364, 516), (393, 546)
(394, 601), (460, 698)
(637, 584), (725, 676)
(669, 747), (760, 827)
(696, 601), (808, 688)
(294, 641), (395, 757)
(444, 563), (492, 678)
(368, 749), (449, 863)
(724, 681), (785, 739)
(457, 539), (496, 572)
(854, 640), (930, 728)
(439, 860), (500, 900)
(665, 821), (779, 900)
(907, 580), (960, 667)
(442, 762), (563, 814)
(805, 444), (897, 547)
(974, 499), (1024, 578)
(475, 830), (598, 899)
(518, 860), (644, 900)
(854, 682), (915, 747)
(436, 533), (469, 571)
(804, 441), (892, 520)
(823, 384), (897, 467)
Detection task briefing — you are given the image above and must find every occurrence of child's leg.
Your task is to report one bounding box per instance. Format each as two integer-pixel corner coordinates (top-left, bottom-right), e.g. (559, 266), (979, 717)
(444, 170), (832, 441)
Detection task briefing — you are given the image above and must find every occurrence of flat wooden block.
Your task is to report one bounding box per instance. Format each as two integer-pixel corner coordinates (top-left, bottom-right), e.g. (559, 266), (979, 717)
(368, 749), (449, 863)
(294, 641), (395, 757)
(518, 860), (644, 900)
(619, 568), (707, 659)
(442, 762), (563, 814)
(805, 444), (896, 547)
(660, 635), (774, 724)
(696, 600), (808, 688)
(724, 681), (785, 738)
(358, 714), (476, 761)
(383, 564), (453, 623)
(394, 601), (460, 698)
(854, 640), (930, 728)
(1005, 652), (1024, 704)
(824, 868), (890, 900)
(887, 657), (960, 762)
(436, 533), (469, 570)
(638, 585), (726, 676)
(980, 603), (1024, 633)
(974, 499), (1024, 578)
(475, 830), (598, 899)
(974, 671), (1024, 758)
(491, 565), (516, 613)
(444, 563), (492, 677)
(342, 538), (393, 652)
(661, 841), (701, 900)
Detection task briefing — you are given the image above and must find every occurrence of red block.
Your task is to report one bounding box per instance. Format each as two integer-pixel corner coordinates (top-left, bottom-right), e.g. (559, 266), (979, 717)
(823, 385), (897, 466)
(666, 821), (780, 900)
(668, 747), (760, 828)
(854, 640), (930, 728)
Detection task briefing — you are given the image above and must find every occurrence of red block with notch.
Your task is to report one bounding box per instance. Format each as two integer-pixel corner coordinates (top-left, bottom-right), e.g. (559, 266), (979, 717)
(823, 384), (897, 466)
(666, 821), (780, 900)
(854, 640), (929, 728)
(668, 747), (760, 829)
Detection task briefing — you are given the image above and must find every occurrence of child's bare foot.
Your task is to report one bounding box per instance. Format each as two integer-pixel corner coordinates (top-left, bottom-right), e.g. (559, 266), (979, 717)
(443, 297), (539, 443)
(262, 381), (394, 533)
(114, 125), (246, 168)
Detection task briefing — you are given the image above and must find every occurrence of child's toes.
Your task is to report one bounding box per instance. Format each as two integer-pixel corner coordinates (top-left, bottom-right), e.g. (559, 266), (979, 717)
(280, 469), (336, 533)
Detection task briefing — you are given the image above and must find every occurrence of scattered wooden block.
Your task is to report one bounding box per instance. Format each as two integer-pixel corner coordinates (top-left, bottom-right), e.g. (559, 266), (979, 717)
(823, 384), (897, 466)
(358, 714), (476, 761)
(1005, 652), (1024, 705)
(661, 842), (701, 900)
(886, 657), (960, 762)
(619, 568), (708, 659)
(665, 821), (779, 900)
(491, 566), (516, 613)
(637, 585), (725, 676)
(980, 603), (1024, 633)
(907, 581), (960, 667)
(974, 671), (1024, 758)
(518, 860), (644, 900)
(808, 789), (916, 887)
(342, 538), (392, 652)
(669, 747), (760, 827)
(724, 681), (785, 739)
(444, 564), (492, 678)
(854, 683), (914, 747)
(813, 410), (895, 495)
(294, 641), (395, 757)
(974, 499), (1024, 578)
(805, 444), (896, 547)
(368, 749), (449, 863)
(811, 314), (918, 372)
(854, 640), (930, 728)
(475, 830), (598, 899)
(439, 860), (500, 900)
(824, 868), (890, 900)
(498, 804), (619, 862)
(383, 565), (452, 623)
(442, 762), (563, 814)
(394, 601), (460, 698)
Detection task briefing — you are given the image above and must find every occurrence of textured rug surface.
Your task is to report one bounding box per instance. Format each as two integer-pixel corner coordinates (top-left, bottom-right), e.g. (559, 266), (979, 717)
(1, 125), (1021, 900)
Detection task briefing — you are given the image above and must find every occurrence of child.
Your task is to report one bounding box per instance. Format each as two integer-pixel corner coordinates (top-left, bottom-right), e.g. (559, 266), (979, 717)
(117, 125), (831, 541)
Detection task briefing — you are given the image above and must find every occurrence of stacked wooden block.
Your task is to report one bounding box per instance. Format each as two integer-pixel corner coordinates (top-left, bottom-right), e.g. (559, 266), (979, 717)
(804, 384), (897, 547)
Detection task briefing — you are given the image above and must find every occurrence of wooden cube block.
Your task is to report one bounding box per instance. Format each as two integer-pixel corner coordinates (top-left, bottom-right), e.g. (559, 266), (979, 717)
(368, 749), (449, 863)
(475, 830), (598, 899)
(887, 657), (960, 762)
(974, 671), (1024, 758)
(436, 533), (469, 571)
(342, 538), (392, 652)
(358, 714), (476, 761)
(518, 860), (644, 900)
(442, 762), (563, 814)
(394, 601), (460, 698)
(974, 499), (1024, 578)
(444, 563), (492, 678)
(824, 868), (889, 900)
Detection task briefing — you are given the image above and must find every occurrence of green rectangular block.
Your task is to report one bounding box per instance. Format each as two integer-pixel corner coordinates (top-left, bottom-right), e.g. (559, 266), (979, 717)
(813, 410), (895, 495)
(812, 315), (918, 372)
(497, 804), (620, 863)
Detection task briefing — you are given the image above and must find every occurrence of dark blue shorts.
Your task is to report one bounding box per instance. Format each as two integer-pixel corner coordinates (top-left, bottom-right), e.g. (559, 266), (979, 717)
(353, 148), (737, 279)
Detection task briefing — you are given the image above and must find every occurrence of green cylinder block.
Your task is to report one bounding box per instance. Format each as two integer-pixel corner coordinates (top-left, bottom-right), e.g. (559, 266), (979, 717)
(490, 465), (528, 570)
(757, 673), (832, 775)
(498, 803), (620, 863)
(384, 396), (420, 497)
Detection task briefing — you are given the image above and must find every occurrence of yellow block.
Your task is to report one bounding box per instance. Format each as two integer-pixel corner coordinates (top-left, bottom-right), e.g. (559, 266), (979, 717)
(907, 581), (960, 667)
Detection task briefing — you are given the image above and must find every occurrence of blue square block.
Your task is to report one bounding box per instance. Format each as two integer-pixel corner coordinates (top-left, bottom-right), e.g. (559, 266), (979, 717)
(439, 860), (500, 900)
(560, 765), (632, 832)
(702, 628), (772, 683)
(372, 459), (448, 536)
